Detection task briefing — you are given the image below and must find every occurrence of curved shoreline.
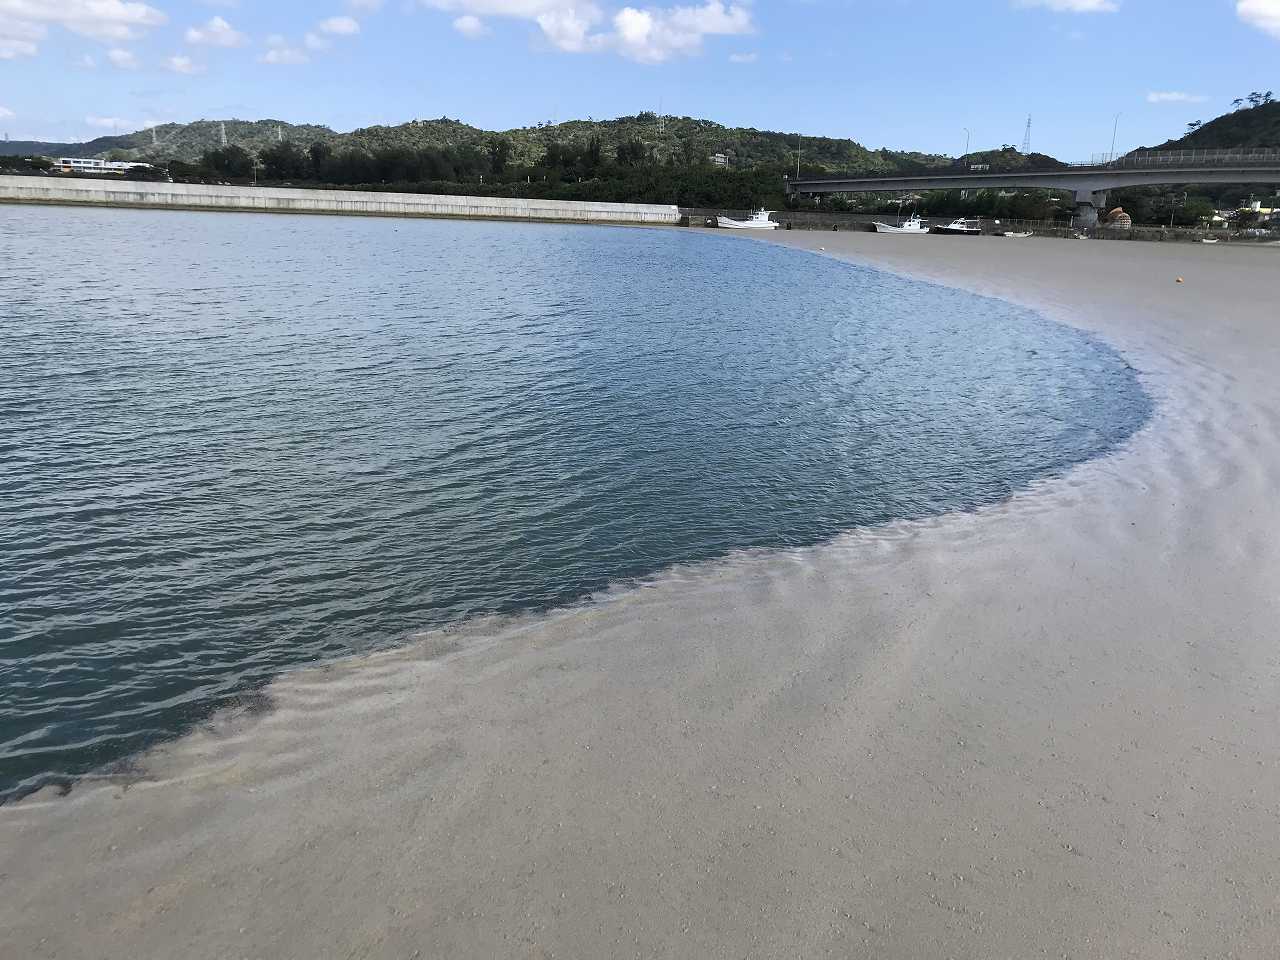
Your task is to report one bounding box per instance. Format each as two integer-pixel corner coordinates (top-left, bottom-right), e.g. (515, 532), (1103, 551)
(0, 216), (1149, 805)
(5, 233), (1279, 958)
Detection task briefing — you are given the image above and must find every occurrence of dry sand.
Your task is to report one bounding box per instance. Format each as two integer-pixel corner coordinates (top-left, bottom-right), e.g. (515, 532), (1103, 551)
(4, 232), (1280, 959)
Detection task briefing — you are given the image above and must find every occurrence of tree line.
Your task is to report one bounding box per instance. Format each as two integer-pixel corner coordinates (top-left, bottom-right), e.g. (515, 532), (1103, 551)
(166, 137), (791, 209)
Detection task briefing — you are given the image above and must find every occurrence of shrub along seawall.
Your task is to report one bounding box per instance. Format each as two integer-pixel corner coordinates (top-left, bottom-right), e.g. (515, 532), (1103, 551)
(0, 176), (682, 226)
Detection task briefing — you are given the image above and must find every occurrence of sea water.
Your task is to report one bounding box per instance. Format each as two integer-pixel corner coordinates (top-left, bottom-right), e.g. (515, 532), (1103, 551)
(0, 206), (1149, 800)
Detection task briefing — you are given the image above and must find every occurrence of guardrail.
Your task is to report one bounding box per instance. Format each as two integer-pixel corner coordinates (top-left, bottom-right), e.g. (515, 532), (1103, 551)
(791, 148), (1280, 184)
(1065, 148), (1280, 170)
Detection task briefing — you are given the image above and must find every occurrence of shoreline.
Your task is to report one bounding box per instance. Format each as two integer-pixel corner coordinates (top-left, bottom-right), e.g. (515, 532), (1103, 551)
(6, 231), (1280, 957)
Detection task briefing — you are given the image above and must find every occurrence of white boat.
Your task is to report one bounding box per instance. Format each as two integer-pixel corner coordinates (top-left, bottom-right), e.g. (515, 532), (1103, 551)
(1001, 231), (1034, 239)
(1200, 238), (1220, 244)
(872, 213), (930, 234)
(717, 209), (778, 230)
(932, 217), (982, 236)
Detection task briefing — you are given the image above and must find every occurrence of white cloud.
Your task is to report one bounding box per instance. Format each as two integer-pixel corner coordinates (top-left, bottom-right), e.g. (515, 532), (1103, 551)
(421, 0), (752, 60)
(292, 14), (362, 55)
(349, 0), (383, 8)
(613, 2), (753, 62)
(1238, 0), (1280, 38)
(106, 47), (138, 68)
(0, 0), (166, 49)
(185, 16), (246, 46)
(78, 53), (98, 67)
(537, 4), (600, 51)
(261, 36), (309, 64)
(0, 15), (42, 58)
(165, 53), (204, 73)
(1146, 91), (1209, 104)
(728, 50), (755, 62)
(319, 15), (361, 34)
(1015, 0), (1117, 11)
(0, 105), (14, 120)
(453, 14), (489, 36)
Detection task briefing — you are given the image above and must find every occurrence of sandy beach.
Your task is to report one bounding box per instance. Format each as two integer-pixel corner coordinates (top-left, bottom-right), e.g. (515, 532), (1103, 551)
(5, 230), (1280, 958)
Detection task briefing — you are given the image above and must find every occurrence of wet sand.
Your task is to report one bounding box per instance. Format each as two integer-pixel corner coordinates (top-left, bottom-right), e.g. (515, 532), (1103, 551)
(5, 233), (1280, 958)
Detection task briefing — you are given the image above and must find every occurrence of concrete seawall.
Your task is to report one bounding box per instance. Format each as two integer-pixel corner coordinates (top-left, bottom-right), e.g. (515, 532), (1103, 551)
(0, 176), (681, 226)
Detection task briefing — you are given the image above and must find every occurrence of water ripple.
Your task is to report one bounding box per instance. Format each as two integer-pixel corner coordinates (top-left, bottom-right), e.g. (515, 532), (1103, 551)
(0, 207), (1150, 801)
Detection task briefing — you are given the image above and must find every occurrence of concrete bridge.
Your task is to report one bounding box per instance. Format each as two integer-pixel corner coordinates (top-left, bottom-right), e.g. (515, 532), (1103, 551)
(785, 148), (1280, 226)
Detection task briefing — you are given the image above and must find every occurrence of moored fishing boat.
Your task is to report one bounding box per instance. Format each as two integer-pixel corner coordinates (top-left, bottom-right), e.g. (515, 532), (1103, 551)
(872, 213), (930, 235)
(717, 209), (778, 230)
(932, 217), (982, 236)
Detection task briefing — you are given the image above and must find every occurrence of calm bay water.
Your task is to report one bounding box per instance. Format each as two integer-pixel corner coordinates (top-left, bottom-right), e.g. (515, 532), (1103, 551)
(0, 206), (1149, 801)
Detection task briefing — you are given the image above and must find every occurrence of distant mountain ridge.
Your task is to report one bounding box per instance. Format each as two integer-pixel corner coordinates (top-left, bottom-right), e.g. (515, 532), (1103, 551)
(7, 114), (950, 175)
(7, 101), (1274, 177)
(4, 119), (339, 163)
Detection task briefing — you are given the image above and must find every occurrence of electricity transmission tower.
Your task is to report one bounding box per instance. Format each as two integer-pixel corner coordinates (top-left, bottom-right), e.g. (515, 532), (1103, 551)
(1022, 115), (1032, 154)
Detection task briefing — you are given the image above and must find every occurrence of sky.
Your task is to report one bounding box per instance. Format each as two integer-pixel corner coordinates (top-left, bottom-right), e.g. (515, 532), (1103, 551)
(1, 0), (1277, 159)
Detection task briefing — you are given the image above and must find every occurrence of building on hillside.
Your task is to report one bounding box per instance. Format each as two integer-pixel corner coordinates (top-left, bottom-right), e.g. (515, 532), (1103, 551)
(710, 152), (730, 168)
(50, 158), (154, 175)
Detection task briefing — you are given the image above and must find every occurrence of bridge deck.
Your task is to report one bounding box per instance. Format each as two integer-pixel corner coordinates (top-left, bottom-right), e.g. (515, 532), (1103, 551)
(786, 149), (1280, 199)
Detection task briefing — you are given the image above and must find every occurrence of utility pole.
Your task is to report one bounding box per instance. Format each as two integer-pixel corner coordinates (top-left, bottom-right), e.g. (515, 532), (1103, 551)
(963, 128), (970, 157)
(796, 138), (801, 180)
(1109, 113), (1121, 163)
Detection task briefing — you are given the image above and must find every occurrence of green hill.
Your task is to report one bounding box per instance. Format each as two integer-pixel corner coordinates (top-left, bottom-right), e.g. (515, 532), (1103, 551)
(5, 119), (338, 163)
(1155, 99), (1279, 150)
(6, 113), (951, 175)
(8, 98), (1276, 175)
(6, 112), (1086, 178)
(308, 113), (949, 176)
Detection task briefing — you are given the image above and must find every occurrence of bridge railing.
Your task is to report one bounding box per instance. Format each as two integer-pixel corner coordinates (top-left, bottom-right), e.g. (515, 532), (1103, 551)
(1067, 148), (1280, 170)
(786, 147), (1280, 190)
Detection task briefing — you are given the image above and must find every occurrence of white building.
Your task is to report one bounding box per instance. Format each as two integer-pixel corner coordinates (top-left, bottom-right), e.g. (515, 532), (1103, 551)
(51, 157), (153, 175)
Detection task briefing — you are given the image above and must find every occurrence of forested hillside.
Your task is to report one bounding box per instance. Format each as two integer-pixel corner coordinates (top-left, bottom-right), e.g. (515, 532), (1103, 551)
(12, 112), (946, 176)
(1155, 94), (1278, 149)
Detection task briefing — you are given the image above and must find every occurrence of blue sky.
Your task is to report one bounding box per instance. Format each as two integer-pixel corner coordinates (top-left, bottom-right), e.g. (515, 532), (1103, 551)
(1, 0), (1277, 158)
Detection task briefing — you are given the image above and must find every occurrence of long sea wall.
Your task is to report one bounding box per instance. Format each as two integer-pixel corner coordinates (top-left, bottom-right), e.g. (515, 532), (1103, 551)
(0, 175), (681, 225)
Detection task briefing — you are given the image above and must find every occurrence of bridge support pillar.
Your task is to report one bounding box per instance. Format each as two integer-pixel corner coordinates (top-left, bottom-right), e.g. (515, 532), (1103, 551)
(1074, 189), (1108, 228)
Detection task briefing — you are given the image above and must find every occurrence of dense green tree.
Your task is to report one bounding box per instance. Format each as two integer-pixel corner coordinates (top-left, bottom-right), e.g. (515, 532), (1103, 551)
(201, 145), (254, 179)
(308, 140), (333, 172)
(615, 139), (647, 167)
(260, 141), (309, 181)
(487, 137), (511, 175)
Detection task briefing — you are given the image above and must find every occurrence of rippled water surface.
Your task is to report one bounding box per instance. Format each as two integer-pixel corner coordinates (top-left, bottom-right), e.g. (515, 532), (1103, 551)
(0, 206), (1149, 800)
